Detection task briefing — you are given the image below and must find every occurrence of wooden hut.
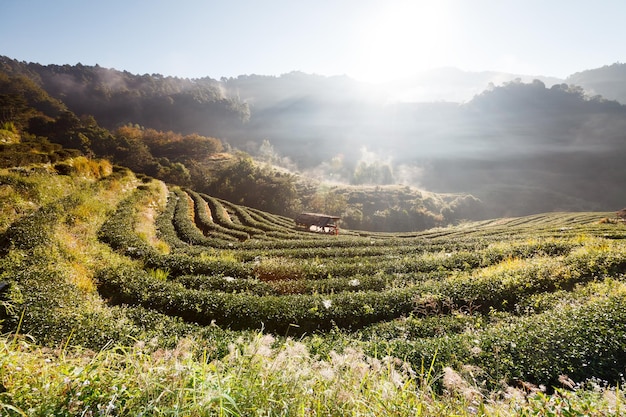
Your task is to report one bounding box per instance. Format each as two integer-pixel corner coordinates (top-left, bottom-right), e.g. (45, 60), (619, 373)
(295, 212), (340, 235)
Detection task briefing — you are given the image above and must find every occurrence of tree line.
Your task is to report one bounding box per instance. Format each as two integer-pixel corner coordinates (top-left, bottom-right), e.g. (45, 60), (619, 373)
(0, 70), (299, 217)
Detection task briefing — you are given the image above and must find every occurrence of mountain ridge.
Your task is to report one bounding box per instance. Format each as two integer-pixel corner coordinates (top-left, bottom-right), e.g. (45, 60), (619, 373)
(1, 55), (625, 225)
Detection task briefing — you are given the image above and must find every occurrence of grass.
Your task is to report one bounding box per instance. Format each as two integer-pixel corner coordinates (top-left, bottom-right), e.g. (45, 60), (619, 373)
(1, 333), (624, 416)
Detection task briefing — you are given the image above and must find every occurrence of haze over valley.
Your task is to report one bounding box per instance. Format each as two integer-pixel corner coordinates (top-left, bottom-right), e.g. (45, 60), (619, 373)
(3, 55), (625, 226)
(2, 0), (626, 230)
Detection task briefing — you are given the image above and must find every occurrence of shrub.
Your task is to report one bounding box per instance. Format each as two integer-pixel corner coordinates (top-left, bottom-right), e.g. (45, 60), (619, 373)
(0, 200), (65, 253)
(475, 290), (626, 388)
(171, 188), (247, 245)
(97, 188), (159, 259)
(253, 257), (305, 281)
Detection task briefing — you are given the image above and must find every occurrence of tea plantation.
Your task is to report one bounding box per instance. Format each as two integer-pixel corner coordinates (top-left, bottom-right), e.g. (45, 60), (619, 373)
(1, 160), (626, 415)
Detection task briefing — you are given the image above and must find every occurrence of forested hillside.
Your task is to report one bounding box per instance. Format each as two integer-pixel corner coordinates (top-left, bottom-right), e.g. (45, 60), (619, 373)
(567, 62), (626, 103)
(0, 56), (250, 136)
(2, 55), (626, 225)
(1, 58), (476, 231)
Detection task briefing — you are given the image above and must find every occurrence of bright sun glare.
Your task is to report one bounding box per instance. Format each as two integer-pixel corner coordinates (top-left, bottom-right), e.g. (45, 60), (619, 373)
(352, 2), (454, 83)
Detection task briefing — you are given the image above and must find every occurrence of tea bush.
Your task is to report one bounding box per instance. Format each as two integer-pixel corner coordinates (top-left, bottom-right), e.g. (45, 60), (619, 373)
(172, 188), (248, 244)
(97, 187), (159, 259)
(199, 193), (263, 236)
(219, 198), (271, 229)
(475, 289), (626, 388)
(5, 160), (626, 409)
(0, 193), (85, 254)
(188, 190), (256, 239)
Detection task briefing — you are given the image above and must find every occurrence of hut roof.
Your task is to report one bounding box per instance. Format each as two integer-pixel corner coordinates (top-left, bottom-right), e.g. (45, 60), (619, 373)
(299, 212), (340, 220)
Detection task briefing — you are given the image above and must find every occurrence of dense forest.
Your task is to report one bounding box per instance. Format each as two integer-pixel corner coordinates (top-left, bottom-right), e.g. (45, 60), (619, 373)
(1, 55), (625, 229)
(0, 65), (301, 219)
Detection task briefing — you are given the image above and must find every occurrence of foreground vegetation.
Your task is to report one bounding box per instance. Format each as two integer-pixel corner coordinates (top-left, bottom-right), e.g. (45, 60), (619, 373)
(1, 159), (626, 415)
(3, 333), (625, 416)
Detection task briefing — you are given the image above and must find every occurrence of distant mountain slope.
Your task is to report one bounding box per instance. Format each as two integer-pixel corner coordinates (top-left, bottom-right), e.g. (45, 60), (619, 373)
(421, 80), (626, 217)
(2, 56), (625, 220)
(0, 71), (67, 124)
(0, 56), (250, 136)
(378, 67), (564, 103)
(566, 63), (626, 103)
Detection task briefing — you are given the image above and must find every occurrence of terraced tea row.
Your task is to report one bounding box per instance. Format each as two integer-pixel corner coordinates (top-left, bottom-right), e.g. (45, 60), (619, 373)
(96, 184), (626, 336)
(4, 169), (626, 392)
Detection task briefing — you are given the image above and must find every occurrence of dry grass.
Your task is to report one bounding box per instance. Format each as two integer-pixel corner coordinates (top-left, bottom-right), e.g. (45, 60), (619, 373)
(134, 180), (170, 254)
(2, 333), (624, 416)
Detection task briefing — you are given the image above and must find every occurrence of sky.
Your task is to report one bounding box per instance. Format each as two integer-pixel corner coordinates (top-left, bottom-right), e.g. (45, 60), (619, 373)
(1, 0), (625, 83)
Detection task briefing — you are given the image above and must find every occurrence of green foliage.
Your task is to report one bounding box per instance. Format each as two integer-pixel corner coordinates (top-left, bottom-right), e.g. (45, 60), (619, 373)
(169, 188), (247, 245)
(206, 156), (300, 216)
(475, 286), (626, 388)
(352, 159), (394, 185)
(1, 64), (494, 233)
(142, 128), (223, 161)
(95, 199), (626, 389)
(97, 187), (160, 259)
(0, 72), (66, 128)
(218, 197), (285, 234)
(0, 136), (81, 168)
(108, 125), (223, 187)
(0, 122), (19, 144)
(0, 72), (231, 198)
(0, 199), (66, 253)
(2, 162), (626, 414)
(193, 191), (254, 239)
(318, 185), (472, 232)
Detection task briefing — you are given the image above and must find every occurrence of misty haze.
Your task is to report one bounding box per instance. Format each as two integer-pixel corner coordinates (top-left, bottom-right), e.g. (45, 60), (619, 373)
(2, 57), (626, 230)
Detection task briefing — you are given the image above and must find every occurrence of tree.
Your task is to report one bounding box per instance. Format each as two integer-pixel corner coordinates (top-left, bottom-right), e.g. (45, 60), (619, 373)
(207, 156), (299, 215)
(352, 161), (394, 185)
(141, 128), (222, 161)
(112, 126), (155, 171)
(179, 133), (222, 160)
(258, 139), (277, 164)
(158, 162), (191, 186)
(307, 189), (347, 216)
(0, 94), (30, 127)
